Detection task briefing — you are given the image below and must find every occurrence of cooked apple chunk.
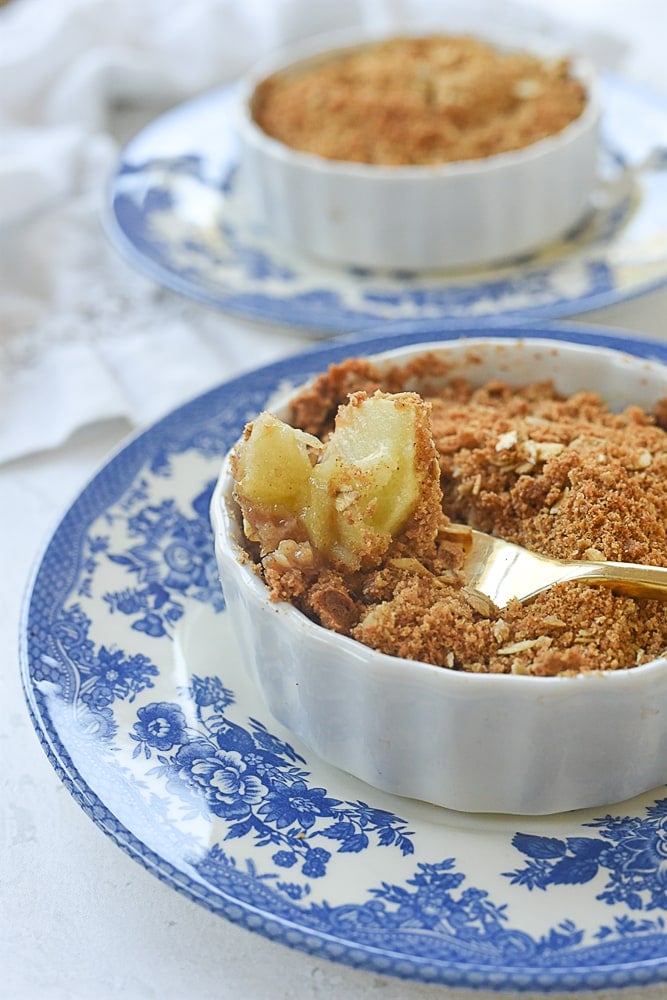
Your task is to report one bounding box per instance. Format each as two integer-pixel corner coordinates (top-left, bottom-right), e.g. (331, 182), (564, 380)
(231, 389), (442, 570)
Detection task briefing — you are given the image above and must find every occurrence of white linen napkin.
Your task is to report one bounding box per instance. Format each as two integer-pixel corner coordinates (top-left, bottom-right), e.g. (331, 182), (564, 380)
(0, 0), (628, 465)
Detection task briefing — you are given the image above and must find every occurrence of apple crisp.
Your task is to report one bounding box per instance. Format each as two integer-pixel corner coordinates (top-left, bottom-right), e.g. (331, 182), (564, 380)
(251, 34), (587, 166)
(231, 353), (667, 676)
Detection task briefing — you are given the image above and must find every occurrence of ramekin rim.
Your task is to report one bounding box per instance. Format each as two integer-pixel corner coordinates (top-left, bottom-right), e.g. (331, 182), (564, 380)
(211, 333), (667, 689)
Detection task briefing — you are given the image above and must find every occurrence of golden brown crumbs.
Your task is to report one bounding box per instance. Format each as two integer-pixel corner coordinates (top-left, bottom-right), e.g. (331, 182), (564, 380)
(231, 353), (667, 677)
(251, 35), (587, 166)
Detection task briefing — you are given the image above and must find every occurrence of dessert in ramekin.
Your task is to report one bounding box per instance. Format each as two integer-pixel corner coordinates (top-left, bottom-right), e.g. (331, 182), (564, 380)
(237, 30), (600, 270)
(211, 336), (667, 816)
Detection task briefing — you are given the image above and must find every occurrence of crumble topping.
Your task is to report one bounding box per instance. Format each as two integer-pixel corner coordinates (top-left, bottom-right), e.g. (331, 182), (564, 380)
(232, 354), (667, 676)
(251, 35), (587, 166)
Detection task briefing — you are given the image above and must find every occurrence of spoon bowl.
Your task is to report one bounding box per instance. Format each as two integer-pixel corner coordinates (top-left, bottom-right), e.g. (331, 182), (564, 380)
(461, 528), (667, 608)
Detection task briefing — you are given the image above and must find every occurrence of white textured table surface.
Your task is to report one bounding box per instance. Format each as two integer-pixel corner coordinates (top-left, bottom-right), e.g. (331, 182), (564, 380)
(3, 1), (667, 998)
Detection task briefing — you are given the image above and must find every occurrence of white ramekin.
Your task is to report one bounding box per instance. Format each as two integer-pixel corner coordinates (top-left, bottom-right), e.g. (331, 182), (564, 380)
(236, 29), (601, 271)
(211, 337), (667, 816)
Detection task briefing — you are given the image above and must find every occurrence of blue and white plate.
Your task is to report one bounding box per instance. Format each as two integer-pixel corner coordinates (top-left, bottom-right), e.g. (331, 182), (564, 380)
(106, 76), (667, 334)
(21, 322), (667, 991)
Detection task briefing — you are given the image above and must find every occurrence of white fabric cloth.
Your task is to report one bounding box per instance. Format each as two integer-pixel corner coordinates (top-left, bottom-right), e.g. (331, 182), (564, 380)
(0, 0), (635, 464)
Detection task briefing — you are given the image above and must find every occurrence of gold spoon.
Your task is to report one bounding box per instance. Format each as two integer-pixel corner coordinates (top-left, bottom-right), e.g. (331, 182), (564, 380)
(458, 528), (667, 609)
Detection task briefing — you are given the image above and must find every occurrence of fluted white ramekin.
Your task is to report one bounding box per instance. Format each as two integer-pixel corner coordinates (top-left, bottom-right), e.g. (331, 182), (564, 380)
(236, 29), (600, 271)
(211, 337), (667, 815)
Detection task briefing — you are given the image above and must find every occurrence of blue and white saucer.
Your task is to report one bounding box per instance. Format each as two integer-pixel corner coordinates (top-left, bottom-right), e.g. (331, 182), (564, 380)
(21, 321), (667, 991)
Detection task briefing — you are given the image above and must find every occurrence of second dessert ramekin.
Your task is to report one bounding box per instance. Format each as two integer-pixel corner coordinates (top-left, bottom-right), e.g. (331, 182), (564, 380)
(236, 29), (601, 271)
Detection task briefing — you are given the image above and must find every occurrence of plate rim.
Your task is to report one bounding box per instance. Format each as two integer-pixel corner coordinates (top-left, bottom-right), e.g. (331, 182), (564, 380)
(20, 320), (667, 991)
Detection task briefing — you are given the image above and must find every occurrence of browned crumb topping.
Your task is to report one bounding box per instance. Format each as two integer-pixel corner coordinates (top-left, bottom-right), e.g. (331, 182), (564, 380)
(235, 353), (667, 677)
(251, 35), (587, 166)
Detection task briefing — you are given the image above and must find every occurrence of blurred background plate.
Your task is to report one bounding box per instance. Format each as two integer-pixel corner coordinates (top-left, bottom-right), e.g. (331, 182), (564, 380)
(105, 76), (667, 335)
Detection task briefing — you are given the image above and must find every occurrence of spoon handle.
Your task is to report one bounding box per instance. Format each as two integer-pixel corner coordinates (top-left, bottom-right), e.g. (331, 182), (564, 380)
(557, 559), (667, 601)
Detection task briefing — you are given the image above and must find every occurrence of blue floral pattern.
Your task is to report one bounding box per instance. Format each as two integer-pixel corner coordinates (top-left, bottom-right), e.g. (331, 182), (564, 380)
(21, 326), (667, 991)
(103, 481), (223, 639)
(506, 798), (667, 915)
(32, 603), (159, 739)
(131, 674), (413, 880)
